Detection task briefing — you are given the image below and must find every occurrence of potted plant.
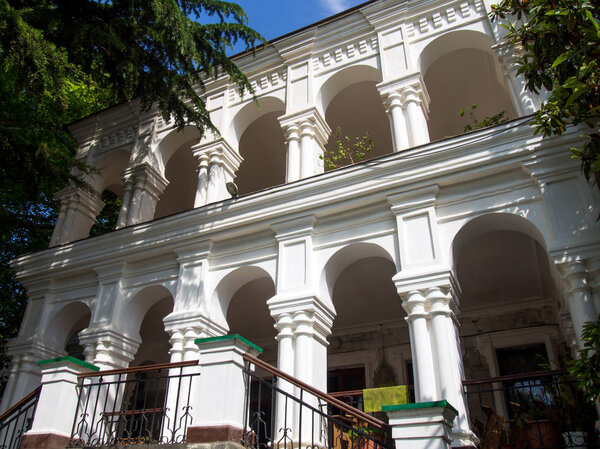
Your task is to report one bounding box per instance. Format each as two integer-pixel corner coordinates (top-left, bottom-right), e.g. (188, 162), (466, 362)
(508, 398), (562, 449)
(347, 425), (385, 449)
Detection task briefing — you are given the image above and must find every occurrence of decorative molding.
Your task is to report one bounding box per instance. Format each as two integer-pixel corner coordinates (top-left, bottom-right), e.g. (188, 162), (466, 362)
(312, 34), (379, 73)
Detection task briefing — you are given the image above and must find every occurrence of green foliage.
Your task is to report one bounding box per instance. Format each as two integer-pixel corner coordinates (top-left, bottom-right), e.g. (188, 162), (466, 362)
(321, 127), (375, 170)
(89, 190), (123, 237)
(459, 104), (509, 132)
(491, 0), (600, 184)
(567, 314), (600, 404)
(0, 0), (262, 351)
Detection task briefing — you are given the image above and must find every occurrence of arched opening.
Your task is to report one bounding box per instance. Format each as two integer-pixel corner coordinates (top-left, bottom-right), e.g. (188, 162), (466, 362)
(236, 111), (286, 195)
(322, 244), (409, 400)
(120, 285), (175, 365)
(231, 98), (286, 196)
(452, 214), (585, 442)
(318, 66), (393, 170)
(89, 150), (129, 236)
(420, 31), (517, 141)
(154, 127), (201, 219)
(131, 296), (174, 366)
(46, 301), (92, 358)
(212, 266), (277, 359)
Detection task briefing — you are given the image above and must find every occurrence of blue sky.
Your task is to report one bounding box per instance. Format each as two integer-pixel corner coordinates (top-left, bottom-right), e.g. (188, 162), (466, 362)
(233, 0), (369, 44)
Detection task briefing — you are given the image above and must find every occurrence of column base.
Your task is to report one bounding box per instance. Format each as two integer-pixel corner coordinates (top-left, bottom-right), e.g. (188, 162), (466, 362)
(187, 425), (243, 443)
(19, 432), (70, 449)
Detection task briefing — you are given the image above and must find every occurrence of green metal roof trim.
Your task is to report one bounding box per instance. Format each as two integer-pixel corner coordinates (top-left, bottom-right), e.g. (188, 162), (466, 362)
(195, 334), (263, 353)
(38, 356), (100, 371)
(382, 400), (458, 415)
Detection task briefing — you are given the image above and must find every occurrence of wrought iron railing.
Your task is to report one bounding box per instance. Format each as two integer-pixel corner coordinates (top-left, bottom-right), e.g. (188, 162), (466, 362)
(68, 360), (200, 446)
(463, 370), (599, 449)
(0, 387), (41, 449)
(242, 354), (392, 449)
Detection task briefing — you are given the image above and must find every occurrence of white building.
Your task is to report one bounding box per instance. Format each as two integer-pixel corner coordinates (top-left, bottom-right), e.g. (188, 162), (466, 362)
(2, 0), (599, 448)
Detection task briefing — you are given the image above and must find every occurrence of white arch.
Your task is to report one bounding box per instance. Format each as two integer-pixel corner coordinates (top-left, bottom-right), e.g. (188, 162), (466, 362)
(209, 265), (276, 330)
(118, 285), (174, 339)
(89, 150), (131, 195)
(154, 125), (201, 175)
(319, 242), (395, 311)
(449, 212), (549, 275)
(42, 301), (92, 352)
(417, 29), (498, 77)
(226, 96), (286, 145)
(315, 63), (383, 117)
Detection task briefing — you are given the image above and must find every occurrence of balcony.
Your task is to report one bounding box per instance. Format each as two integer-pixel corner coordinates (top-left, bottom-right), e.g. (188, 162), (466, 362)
(464, 371), (599, 449)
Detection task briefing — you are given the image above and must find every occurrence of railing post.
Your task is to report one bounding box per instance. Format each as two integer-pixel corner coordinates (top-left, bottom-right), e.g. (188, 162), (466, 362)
(383, 401), (458, 449)
(187, 334), (262, 444)
(20, 356), (99, 449)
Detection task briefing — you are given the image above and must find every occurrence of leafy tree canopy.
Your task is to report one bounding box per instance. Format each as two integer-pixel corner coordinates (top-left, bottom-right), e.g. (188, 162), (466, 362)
(491, 0), (600, 184)
(0, 0), (262, 345)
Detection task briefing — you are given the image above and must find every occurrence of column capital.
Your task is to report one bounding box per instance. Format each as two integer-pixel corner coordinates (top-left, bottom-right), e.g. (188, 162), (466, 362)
(54, 185), (105, 221)
(278, 108), (331, 148)
(268, 293), (335, 345)
(394, 268), (458, 296)
(122, 162), (168, 200)
(191, 138), (243, 180)
(163, 311), (227, 338)
(377, 73), (430, 111)
(557, 260), (589, 293)
(77, 327), (140, 369)
(5, 338), (64, 362)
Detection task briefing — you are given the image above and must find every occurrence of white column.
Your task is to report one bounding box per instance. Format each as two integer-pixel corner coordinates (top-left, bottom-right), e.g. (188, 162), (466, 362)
(206, 151), (226, 204)
(50, 186), (105, 246)
(378, 74), (431, 150)
(402, 290), (437, 402)
(0, 342), (63, 414)
(191, 139), (243, 205)
(404, 90), (430, 147)
(428, 287), (472, 445)
(283, 125), (301, 182)
(492, 41), (545, 115)
(279, 109), (331, 180)
(122, 163), (168, 226)
(300, 128), (316, 179)
(559, 261), (597, 349)
(193, 154), (209, 208)
(380, 91), (410, 152)
(116, 180), (133, 228)
(274, 314), (295, 443)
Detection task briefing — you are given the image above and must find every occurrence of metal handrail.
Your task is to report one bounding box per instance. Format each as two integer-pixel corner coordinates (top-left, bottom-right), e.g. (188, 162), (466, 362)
(77, 359), (198, 378)
(0, 387), (41, 423)
(328, 390), (363, 398)
(462, 369), (567, 386)
(244, 353), (387, 430)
